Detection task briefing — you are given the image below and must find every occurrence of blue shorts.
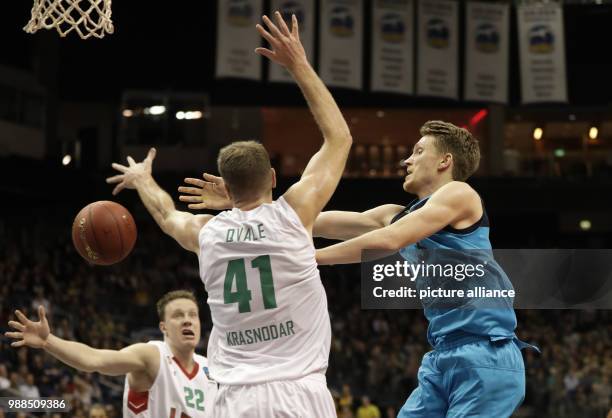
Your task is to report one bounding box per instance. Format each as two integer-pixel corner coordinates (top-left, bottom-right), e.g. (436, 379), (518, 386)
(398, 336), (528, 418)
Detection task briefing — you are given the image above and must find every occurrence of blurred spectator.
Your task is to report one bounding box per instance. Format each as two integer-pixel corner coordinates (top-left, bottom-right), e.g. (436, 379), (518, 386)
(18, 373), (40, 398)
(356, 396), (381, 418)
(339, 383), (354, 410)
(0, 364), (9, 391)
(89, 403), (108, 418)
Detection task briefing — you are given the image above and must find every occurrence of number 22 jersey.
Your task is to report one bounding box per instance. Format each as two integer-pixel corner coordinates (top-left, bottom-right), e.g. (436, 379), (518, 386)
(122, 340), (217, 418)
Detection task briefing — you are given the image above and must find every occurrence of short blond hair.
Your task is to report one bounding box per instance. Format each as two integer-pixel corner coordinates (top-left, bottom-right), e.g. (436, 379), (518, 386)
(420, 120), (480, 181)
(217, 141), (272, 200)
(156, 290), (197, 321)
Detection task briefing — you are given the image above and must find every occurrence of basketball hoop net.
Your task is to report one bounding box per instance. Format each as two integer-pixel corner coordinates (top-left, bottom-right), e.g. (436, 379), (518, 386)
(24, 0), (114, 39)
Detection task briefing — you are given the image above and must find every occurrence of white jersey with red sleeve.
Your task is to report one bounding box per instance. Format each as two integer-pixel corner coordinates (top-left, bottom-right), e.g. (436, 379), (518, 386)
(122, 340), (217, 418)
(197, 197), (332, 385)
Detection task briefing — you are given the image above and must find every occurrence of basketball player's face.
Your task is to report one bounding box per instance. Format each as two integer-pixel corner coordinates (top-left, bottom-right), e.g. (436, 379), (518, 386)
(162, 299), (201, 350)
(402, 136), (442, 193)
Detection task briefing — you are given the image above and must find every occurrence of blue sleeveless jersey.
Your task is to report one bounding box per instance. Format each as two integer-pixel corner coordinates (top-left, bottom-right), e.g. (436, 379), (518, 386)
(392, 196), (517, 348)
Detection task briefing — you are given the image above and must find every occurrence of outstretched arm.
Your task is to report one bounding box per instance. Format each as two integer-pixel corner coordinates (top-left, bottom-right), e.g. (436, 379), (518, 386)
(5, 307), (157, 377)
(316, 182), (481, 265)
(256, 12), (352, 231)
(178, 173), (404, 240)
(106, 148), (212, 253)
(313, 204), (405, 240)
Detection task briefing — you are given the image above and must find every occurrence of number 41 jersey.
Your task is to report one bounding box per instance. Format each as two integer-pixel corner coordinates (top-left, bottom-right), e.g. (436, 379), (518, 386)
(198, 197), (332, 385)
(122, 341), (217, 418)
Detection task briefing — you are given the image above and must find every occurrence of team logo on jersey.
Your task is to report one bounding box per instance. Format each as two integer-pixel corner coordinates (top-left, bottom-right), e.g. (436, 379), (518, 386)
(227, 0), (253, 27)
(529, 24), (554, 54)
(475, 23), (500, 53)
(426, 18), (450, 49)
(380, 13), (405, 43)
(330, 6), (354, 38)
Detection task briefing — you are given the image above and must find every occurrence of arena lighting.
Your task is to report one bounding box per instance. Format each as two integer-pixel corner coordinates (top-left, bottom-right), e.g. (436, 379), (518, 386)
(144, 105), (166, 115)
(589, 126), (598, 140)
(62, 154), (72, 166)
(579, 220), (592, 231)
(122, 109), (134, 118)
(176, 110), (203, 120)
(533, 127), (543, 141)
(469, 109), (488, 127)
(376, 110), (385, 118)
(554, 148), (565, 158)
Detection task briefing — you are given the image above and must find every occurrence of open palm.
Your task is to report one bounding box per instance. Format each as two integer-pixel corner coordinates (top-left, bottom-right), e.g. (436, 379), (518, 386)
(5, 306), (50, 349)
(178, 173), (233, 210)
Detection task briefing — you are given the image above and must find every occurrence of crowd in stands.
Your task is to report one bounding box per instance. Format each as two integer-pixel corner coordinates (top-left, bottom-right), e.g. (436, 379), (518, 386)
(1, 214), (610, 418)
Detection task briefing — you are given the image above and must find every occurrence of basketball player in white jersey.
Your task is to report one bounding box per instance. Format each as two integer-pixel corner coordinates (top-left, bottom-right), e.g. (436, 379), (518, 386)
(105, 12), (352, 418)
(5, 290), (217, 418)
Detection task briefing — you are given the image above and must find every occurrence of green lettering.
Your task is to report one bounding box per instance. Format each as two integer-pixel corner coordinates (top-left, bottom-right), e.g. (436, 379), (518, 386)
(258, 223), (266, 239)
(226, 229), (234, 242)
(286, 320), (295, 335)
(270, 325), (278, 339)
(253, 327), (262, 343)
(262, 326), (270, 341)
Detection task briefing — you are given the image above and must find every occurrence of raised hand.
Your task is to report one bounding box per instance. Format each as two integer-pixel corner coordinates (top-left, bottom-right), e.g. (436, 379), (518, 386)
(255, 12), (308, 72)
(5, 306), (50, 349)
(178, 173), (233, 211)
(106, 148), (157, 195)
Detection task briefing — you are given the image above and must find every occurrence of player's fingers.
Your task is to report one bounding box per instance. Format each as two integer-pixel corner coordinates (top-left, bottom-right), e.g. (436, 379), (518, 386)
(256, 24), (278, 46)
(202, 173), (223, 183)
(5, 331), (23, 339)
(184, 178), (206, 188)
(188, 203), (208, 210)
(262, 15), (285, 40)
(275, 11), (291, 36)
(11, 340), (25, 348)
(292, 14), (300, 39)
(178, 186), (202, 196)
(146, 147), (157, 162)
(255, 48), (276, 61)
(111, 163), (128, 173)
(179, 195), (204, 203)
(112, 183), (125, 196)
(127, 156), (137, 166)
(15, 310), (28, 324)
(38, 305), (46, 322)
(105, 175), (123, 184)
(8, 321), (25, 331)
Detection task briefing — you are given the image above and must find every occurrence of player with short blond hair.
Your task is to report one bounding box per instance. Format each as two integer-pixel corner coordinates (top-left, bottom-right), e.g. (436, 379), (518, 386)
(106, 11), (352, 418)
(6, 290), (216, 418)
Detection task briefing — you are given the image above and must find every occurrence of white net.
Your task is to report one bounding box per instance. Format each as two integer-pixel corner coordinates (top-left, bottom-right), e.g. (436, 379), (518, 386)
(24, 0), (114, 39)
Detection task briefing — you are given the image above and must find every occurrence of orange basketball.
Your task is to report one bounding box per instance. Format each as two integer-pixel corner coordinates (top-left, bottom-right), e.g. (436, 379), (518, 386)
(71, 201), (137, 265)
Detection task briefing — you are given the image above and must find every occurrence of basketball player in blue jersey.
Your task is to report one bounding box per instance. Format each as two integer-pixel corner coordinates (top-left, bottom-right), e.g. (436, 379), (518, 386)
(314, 121), (535, 418)
(180, 120), (534, 418)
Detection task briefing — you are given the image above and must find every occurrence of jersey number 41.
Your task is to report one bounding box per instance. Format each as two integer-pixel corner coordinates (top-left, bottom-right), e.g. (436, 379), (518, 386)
(224, 255), (277, 313)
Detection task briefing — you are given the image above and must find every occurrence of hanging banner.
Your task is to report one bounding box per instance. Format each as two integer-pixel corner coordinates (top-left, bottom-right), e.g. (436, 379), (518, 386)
(319, 0), (364, 89)
(371, 0), (414, 94)
(517, 2), (568, 103)
(215, 0), (263, 80)
(464, 2), (509, 103)
(269, 0), (316, 83)
(416, 0), (458, 99)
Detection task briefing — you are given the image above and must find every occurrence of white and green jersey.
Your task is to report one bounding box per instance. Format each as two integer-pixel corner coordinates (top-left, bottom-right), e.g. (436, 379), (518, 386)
(198, 197), (331, 385)
(122, 341), (217, 418)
